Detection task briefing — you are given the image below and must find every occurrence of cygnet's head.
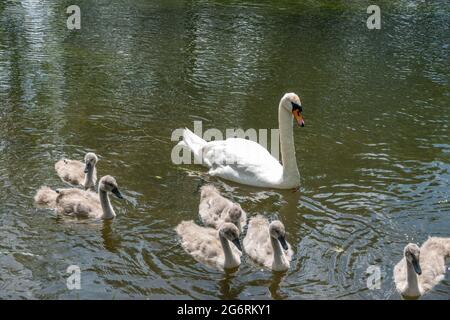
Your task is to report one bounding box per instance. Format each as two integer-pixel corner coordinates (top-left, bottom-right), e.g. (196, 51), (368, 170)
(280, 92), (305, 127)
(404, 243), (422, 275)
(99, 175), (123, 199)
(225, 204), (243, 224)
(84, 152), (98, 173)
(219, 223), (242, 251)
(269, 220), (289, 250)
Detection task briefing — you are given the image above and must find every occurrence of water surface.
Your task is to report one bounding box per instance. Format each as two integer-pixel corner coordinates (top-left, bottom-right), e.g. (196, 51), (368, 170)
(0, 0), (449, 299)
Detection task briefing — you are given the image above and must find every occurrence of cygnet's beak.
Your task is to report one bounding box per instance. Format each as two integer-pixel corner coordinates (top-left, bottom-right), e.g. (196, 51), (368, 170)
(84, 162), (92, 174)
(232, 238), (242, 252)
(278, 235), (289, 251)
(412, 256), (422, 275)
(111, 187), (124, 199)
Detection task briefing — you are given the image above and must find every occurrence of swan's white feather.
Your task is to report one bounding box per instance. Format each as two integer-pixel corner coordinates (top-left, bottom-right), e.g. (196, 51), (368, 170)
(202, 138), (284, 188)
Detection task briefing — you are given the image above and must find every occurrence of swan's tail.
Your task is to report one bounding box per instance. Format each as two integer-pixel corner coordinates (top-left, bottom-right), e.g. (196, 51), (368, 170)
(175, 220), (188, 234)
(427, 237), (450, 257)
(34, 186), (58, 208)
(175, 220), (195, 237)
(177, 128), (207, 164)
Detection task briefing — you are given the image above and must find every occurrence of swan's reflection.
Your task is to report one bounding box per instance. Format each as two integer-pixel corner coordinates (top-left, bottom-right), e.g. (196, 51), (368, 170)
(269, 271), (289, 299)
(278, 190), (302, 218)
(218, 267), (242, 299)
(101, 219), (120, 253)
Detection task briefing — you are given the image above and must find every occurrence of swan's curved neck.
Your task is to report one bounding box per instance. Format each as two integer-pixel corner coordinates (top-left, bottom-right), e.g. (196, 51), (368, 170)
(84, 166), (95, 190)
(219, 234), (239, 269)
(405, 260), (421, 296)
(99, 189), (116, 219)
(270, 236), (287, 269)
(278, 103), (300, 185)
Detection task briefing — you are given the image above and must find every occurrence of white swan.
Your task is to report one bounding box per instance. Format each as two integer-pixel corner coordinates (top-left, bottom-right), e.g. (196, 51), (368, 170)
(34, 175), (123, 220)
(178, 93), (305, 189)
(175, 220), (242, 270)
(199, 185), (247, 231)
(394, 237), (450, 298)
(243, 215), (294, 271)
(55, 152), (98, 190)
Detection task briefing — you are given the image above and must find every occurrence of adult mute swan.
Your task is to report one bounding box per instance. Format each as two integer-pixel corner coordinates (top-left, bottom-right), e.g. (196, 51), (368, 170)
(199, 185), (247, 231)
(55, 152), (98, 190)
(394, 237), (450, 298)
(34, 175), (123, 220)
(178, 93), (305, 189)
(243, 215), (293, 271)
(175, 220), (242, 270)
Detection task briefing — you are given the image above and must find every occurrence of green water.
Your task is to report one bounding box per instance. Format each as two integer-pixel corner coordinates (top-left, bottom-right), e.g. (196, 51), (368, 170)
(0, 0), (449, 299)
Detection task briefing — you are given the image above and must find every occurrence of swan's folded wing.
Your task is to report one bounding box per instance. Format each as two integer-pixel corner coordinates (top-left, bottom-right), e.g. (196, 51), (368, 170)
(203, 138), (283, 185)
(203, 138), (278, 168)
(244, 216), (272, 265)
(56, 188), (97, 202)
(176, 221), (223, 266)
(60, 202), (93, 218)
(189, 237), (223, 267)
(56, 189), (100, 218)
(418, 237), (449, 291)
(55, 159), (85, 185)
(421, 237), (450, 257)
(55, 159), (84, 173)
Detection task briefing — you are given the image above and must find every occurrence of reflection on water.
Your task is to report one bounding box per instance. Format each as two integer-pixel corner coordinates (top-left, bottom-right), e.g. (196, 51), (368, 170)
(0, 0), (449, 299)
(218, 269), (240, 300)
(269, 271), (288, 300)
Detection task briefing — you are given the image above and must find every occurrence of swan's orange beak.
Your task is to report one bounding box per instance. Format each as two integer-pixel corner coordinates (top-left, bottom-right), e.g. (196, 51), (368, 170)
(292, 109), (305, 127)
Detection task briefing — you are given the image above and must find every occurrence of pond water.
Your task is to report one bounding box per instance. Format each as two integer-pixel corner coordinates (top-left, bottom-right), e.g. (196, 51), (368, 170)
(0, 0), (448, 299)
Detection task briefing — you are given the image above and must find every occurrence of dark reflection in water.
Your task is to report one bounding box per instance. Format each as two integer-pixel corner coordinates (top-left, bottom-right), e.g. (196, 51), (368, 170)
(218, 268), (241, 300)
(0, 0), (449, 299)
(269, 271), (288, 300)
(101, 220), (121, 254)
